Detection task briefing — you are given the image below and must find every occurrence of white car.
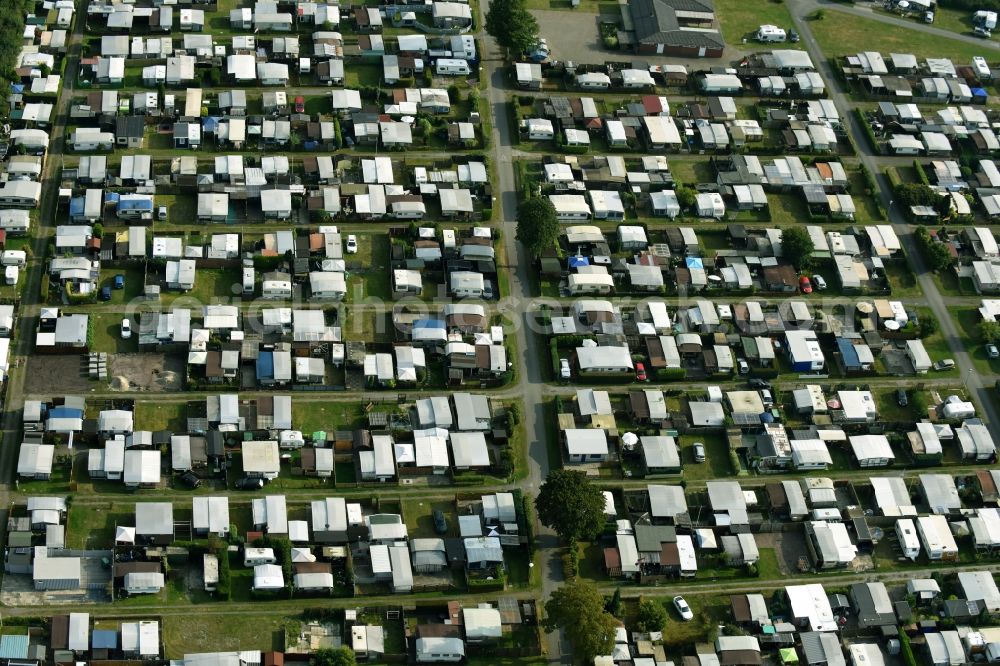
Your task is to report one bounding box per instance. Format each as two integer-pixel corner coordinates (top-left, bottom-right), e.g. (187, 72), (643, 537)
(346, 235), (358, 254)
(812, 274), (827, 291)
(673, 595), (694, 621)
(559, 358), (571, 380)
(120, 318), (132, 339)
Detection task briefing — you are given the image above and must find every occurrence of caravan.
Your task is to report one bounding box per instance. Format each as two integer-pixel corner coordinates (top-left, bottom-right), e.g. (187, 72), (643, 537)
(435, 59), (471, 76)
(756, 25), (786, 42)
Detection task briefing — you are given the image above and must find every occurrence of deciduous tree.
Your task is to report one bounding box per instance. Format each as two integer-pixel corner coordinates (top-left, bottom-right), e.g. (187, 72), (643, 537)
(535, 469), (605, 543)
(543, 580), (618, 662)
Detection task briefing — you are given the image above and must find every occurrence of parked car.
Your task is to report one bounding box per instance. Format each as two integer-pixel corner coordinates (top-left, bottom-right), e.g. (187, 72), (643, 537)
(179, 471), (201, 489)
(988, 344), (999, 359)
(812, 274), (827, 290)
(346, 235), (358, 254)
(483, 281), (494, 300)
(113, 274), (125, 290)
(748, 378), (771, 390)
(693, 443), (706, 463)
(560, 358), (571, 380)
(897, 389), (908, 407)
(737, 359), (750, 375)
(157, 205), (168, 221)
(294, 95), (305, 113)
(433, 510), (449, 535)
(976, 26), (992, 37)
(788, 28), (799, 42)
(636, 362), (648, 382)
(934, 359), (956, 370)
(673, 596), (694, 621)
(799, 275), (813, 294)
(120, 318), (132, 339)
(924, 10), (934, 22)
(760, 389), (774, 407)
(236, 477), (264, 490)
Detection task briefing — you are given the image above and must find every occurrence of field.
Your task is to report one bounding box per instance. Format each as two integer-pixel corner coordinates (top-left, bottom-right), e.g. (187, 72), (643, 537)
(714, 0), (794, 43)
(134, 400), (188, 432)
(811, 11), (992, 62)
(162, 614), (296, 658)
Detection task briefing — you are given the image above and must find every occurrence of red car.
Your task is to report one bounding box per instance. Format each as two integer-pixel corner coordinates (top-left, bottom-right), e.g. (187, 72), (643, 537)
(799, 275), (813, 294)
(294, 96), (305, 113)
(636, 362), (648, 382)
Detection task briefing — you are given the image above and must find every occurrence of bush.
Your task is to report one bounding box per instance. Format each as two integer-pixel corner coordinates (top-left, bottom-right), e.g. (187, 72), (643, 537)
(654, 367), (687, 381)
(561, 547), (579, 579)
(636, 599), (668, 632)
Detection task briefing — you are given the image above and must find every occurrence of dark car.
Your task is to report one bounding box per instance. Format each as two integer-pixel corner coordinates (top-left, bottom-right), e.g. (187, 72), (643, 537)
(432, 509), (449, 535)
(236, 477), (264, 490)
(100, 286), (112, 301)
(897, 389), (909, 407)
(788, 28), (800, 42)
(179, 471), (201, 489)
(113, 274), (125, 289)
(748, 378), (771, 389)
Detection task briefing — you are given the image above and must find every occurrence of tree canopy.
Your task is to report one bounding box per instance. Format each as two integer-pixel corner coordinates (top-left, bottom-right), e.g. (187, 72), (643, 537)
(780, 226), (815, 271)
(485, 0), (540, 54)
(915, 226), (956, 272)
(310, 648), (356, 666)
(516, 197), (560, 258)
(544, 580), (618, 661)
(636, 599), (668, 632)
(675, 186), (697, 211)
(535, 469), (606, 543)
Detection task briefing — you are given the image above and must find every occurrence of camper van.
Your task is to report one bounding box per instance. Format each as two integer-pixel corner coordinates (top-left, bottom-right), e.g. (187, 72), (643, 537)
(755, 25), (786, 42)
(435, 59), (471, 76)
(1, 250), (26, 268)
(4, 265), (18, 286)
(974, 56), (992, 80)
(242, 267), (255, 295)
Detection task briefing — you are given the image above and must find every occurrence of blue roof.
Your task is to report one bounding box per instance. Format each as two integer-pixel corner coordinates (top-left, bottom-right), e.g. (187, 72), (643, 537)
(685, 257), (704, 269)
(569, 256), (589, 268)
(413, 319), (445, 329)
(9, 84), (24, 94)
(117, 198), (154, 213)
(0, 635), (29, 659)
(104, 192), (121, 203)
(972, 87), (988, 97)
(69, 197), (85, 216)
(836, 337), (861, 368)
(49, 406), (83, 419)
(91, 630), (117, 650)
(256, 351), (274, 379)
(202, 117), (220, 132)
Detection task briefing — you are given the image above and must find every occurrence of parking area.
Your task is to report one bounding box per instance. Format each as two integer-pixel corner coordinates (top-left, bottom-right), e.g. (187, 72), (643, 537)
(532, 9), (614, 65)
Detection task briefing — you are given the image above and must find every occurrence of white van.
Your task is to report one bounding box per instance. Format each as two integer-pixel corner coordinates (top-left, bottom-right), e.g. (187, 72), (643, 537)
(755, 24), (786, 43)
(973, 56), (992, 80)
(4, 265), (18, 286)
(435, 58), (471, 76)
(242, 267), (255, 295)
(1, 250), (26, 267)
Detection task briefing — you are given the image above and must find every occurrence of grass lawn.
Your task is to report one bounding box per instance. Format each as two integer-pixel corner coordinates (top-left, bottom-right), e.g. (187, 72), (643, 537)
(345, 234), (390, 302)
(669, 159), (714, 187)
(679, 433), (730, 482)
(344, 64), (381, 89)
(714, 0), (794, 43)
(951, 306), (1000, 375)
(343, 309), (393, 343)
(65, 502), (132, 549)
(884, 260), (921, 297)
(874, 4), (995, 42)
(523, 0), (618, 13)
(810, 11), (993, 62)
(134, 400), (188, 432)
(768, 193), (810, 225)
(154, 194), (197, 228)
(402, 498), (456, 538)
(98, 266), (146, 305)
(652, 596), (729, 649)
(161, 268), (243, 306)
(291, 400), (365, 433)
(89, 313), (139, 354)
(162, 614), (294, 658)
(934, 271), (977, 298)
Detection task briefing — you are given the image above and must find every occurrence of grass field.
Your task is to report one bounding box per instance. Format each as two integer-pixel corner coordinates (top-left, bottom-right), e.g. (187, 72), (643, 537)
(875, 4), (995, 42)
(291, 400), (366, 433)
(951, 306), (1000, 375)
(714, 0), (794, 43)
(162, 614), (295, 658)
(811, 11), (992, 62)
(134, 400), (188, 432)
